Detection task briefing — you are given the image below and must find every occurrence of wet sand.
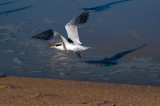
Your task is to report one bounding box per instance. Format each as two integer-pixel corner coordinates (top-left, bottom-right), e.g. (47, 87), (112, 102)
(0, 76), (160, 106)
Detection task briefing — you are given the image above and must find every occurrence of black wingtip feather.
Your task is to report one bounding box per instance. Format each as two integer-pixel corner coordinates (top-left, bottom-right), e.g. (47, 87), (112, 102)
(80, 11), (89, 24)
(75, 11), (89, 25)
(32, 29), (54, 40)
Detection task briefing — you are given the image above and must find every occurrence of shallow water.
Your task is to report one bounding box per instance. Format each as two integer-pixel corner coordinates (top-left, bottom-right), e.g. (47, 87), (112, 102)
(0, 0), (160, 86)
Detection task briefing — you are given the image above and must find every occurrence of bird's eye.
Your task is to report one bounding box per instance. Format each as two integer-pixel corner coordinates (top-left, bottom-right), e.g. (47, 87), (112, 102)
(56, 44), (62, 46)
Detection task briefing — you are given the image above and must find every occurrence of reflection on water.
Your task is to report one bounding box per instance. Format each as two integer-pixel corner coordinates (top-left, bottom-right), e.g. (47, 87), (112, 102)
(47, 43), (160, 85)
(0, 0), (160, 86)
(82, 0), (131, 12)
(0, 1), (18, 6)
(0, 5), (32, 15)
(84, 44), (147, 66)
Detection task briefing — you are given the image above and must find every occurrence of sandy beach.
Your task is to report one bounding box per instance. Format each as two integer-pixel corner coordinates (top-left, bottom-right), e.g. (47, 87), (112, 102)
(0, 76), (159, 106)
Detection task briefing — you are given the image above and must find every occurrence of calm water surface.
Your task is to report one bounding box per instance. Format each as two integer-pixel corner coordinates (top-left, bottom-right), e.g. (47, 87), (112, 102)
(0, 0), (160, 86)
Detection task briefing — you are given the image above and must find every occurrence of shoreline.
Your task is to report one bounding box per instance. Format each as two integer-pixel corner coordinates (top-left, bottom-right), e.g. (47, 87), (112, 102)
(0, 76), (160, 105)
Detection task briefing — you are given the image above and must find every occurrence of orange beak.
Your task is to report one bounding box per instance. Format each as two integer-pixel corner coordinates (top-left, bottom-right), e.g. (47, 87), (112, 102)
(50, 46), (56, 48)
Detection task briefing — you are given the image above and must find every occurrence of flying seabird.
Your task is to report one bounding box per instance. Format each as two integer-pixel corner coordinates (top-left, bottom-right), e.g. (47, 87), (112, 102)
(32, 11), (90, 58)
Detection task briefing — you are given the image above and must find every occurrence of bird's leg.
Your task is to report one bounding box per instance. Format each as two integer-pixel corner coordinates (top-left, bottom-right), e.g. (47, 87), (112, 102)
(75, 51), (81, 58)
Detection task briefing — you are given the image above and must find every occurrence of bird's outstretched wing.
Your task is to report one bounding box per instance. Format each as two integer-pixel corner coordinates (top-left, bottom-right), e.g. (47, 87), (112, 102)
(32, 29), (56, 40)
(65, 11), (89, 44)
(32, 29), (69, 50)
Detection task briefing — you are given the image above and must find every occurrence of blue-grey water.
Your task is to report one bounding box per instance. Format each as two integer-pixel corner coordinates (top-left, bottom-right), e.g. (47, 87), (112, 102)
(0, 0), (160, 86)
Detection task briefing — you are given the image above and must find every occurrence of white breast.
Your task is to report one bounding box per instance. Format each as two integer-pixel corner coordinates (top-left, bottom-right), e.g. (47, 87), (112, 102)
(56, 43), (89, 52)
(66, 44), (89, 52)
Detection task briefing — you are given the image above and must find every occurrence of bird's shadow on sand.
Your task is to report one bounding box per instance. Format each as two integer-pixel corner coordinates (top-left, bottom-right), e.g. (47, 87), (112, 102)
(82, 0), (131, 12)
(83, 44), (147, 66)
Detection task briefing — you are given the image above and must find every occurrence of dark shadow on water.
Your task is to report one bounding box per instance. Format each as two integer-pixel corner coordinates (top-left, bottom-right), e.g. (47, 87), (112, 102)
(0, 5), (32, 15)
(83, 44), (147, 66)
(82, 0), (131, 12)
(0, 1), (18, 6)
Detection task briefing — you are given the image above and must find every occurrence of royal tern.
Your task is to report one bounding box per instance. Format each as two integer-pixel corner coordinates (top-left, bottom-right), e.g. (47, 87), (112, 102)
(32, 11), (90, 58)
